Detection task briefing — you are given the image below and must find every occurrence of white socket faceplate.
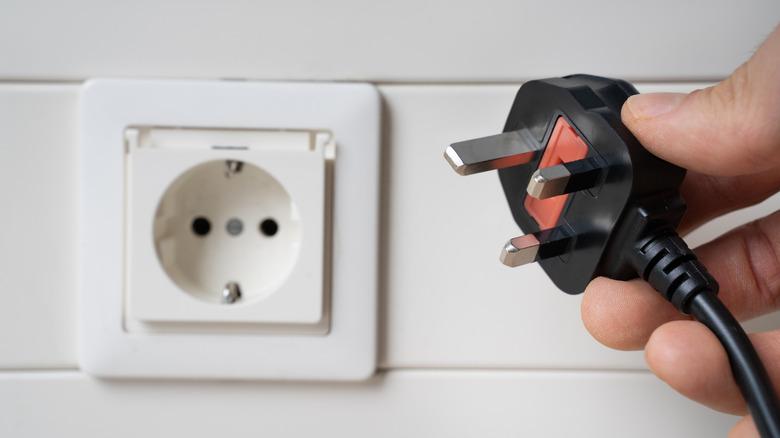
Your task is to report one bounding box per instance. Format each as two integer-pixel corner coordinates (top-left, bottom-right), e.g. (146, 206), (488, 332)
(127, 127), (328, 325)
(80, 79), (380, 380)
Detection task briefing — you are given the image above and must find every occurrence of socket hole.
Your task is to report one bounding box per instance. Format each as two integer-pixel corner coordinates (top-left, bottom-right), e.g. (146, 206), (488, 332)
(191, 216), (211, 236)
(260, 218), (279, 237)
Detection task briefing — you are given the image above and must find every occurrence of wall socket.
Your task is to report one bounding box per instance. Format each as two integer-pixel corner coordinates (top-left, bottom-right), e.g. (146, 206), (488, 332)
(80, 79), (380, 380)
(126, 126), (331, 328)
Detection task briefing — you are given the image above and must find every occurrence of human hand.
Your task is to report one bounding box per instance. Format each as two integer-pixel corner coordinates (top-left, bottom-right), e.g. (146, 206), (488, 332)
(581, 25), (780, 437)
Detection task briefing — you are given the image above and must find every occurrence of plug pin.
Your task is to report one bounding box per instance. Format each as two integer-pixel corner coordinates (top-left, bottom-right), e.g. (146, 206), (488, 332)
(500, 228), (572, 267)
(445, 127), (543, 175)
(526, 158), (602, 199)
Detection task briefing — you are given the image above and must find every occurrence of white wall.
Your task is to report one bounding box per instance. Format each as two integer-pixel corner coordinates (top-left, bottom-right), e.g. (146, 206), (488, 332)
(1, 1), (779, 436)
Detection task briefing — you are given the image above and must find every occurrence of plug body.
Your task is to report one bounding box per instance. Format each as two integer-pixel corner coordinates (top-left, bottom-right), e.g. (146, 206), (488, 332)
(447, 75), (687, 294)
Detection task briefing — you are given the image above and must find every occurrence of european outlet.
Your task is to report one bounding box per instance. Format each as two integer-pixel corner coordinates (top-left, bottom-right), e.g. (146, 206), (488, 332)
(79, 79), (380, 380)
(126, 126), (330, 326)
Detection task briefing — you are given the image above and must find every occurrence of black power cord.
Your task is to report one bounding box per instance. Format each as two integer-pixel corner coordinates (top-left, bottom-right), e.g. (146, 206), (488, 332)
(691, 293), (780, 437)
(632, 232), (780, 437)
(445, 74), (780, 437)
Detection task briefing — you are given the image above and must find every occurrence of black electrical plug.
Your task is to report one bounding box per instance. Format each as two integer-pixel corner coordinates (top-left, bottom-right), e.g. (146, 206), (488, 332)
(445, 75), (780, 438)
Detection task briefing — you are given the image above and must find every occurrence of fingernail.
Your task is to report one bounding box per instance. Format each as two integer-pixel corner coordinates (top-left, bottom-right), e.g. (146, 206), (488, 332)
(625, 93), (686, 119)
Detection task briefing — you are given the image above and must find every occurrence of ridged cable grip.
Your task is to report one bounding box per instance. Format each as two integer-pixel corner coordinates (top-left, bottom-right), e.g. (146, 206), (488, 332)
(630, 233), (719, 313)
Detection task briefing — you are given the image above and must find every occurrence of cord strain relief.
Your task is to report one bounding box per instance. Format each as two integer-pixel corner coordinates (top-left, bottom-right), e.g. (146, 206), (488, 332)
(630, 232), (719, 313)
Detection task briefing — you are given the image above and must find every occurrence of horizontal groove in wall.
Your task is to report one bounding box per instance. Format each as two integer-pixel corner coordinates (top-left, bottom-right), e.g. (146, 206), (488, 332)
(0, 367), (653, 380)
(0, 79), (721, 86)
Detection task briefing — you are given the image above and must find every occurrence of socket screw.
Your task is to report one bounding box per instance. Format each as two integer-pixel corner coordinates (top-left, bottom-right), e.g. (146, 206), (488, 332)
(222, 282), (241, 304)
(224, 160), (243, 178)
(226, 218), (244, 236)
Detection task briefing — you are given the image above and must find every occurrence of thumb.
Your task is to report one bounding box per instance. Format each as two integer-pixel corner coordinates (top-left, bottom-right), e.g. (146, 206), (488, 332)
(621, 25), (780, 176)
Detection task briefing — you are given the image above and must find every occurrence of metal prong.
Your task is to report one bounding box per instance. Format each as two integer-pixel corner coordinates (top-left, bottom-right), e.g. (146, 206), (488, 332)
(500, 228), (572, 267)
(500, 234), (541, 267)
(526, 158), (602, 199)
(222, 281), (242, 304)
(445, 127), (543, 176)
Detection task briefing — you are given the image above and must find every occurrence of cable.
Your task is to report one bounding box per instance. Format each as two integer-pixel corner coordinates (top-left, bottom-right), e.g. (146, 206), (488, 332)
(631, 232), (780, 438)
(689, 292), (780, 438)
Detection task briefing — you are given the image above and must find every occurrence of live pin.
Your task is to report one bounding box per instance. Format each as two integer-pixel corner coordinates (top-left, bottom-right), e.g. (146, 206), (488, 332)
(500, 228), (572, 267)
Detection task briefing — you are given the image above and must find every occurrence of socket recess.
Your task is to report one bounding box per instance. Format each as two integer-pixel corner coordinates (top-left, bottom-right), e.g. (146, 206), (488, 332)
(126, 126), (330, 326)
(154, 160), (300, 305)
(80, 79), (380, 380)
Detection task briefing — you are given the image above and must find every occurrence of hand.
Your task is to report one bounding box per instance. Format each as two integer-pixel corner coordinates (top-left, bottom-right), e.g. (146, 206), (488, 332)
(581, 25), (780, 437)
